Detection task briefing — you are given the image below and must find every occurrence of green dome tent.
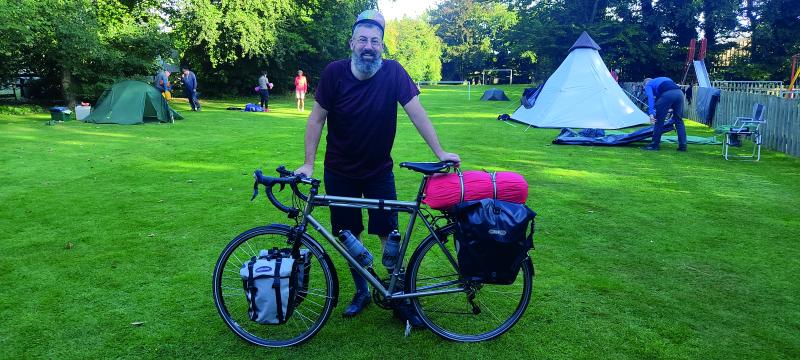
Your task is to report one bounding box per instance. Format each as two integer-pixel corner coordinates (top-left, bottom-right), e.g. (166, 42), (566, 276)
(83, 80), (183, 124)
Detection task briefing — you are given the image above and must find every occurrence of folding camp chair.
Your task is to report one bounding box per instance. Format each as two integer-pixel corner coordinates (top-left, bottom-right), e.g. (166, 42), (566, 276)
(723, 103), (766, 161)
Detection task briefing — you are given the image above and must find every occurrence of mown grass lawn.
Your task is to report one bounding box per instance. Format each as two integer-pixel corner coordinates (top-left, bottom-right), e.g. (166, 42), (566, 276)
(1, 85), (799, 359)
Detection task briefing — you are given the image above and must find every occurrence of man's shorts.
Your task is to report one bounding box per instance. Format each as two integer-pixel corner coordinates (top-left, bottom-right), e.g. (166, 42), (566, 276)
(295, 90), (306, 99)
(323, 169), (398, 237)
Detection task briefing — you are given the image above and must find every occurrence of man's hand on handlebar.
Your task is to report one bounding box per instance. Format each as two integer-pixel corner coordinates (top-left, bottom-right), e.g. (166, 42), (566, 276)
(295, 164), (314, 178)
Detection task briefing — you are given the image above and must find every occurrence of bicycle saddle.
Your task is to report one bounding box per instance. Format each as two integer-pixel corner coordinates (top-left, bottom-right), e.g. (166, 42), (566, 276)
(399, 161), (453, 175)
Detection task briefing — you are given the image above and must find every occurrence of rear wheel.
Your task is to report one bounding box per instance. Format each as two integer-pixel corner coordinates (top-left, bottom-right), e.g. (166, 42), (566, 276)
(212, 225), (337, 347)
(406, 224), (534, 342)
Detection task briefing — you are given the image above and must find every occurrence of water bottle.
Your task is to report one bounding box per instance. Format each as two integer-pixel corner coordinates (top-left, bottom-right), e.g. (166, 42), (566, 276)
(338, 230), (373, 267)
(382, 230), (401, 269)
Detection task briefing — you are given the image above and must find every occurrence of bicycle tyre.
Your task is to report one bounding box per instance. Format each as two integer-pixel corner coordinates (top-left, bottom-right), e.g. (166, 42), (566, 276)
(406, 224), (534, 342)
(212, 224), (338, 347)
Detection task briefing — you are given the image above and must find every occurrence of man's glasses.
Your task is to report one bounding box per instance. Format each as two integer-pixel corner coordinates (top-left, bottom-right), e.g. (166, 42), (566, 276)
(355, 37), (382, 47)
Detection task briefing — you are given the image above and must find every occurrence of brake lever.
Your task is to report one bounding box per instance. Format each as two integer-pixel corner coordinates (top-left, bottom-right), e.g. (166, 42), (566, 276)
(251, 169), (262, 201)
(251, 179), (259, 201)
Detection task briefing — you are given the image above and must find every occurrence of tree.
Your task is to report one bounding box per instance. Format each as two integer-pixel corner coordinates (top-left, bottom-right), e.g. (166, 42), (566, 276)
(383, 18), (443, 82)
(170, 0), (375, 95)
(747, 0), (800, 80)
(429, 0), (517, 81)
(492, 0), (757, 83)
(0, 0), (172, 105)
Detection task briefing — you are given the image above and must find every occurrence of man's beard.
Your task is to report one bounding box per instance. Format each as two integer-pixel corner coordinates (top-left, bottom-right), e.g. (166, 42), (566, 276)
(351, 49), (383, 76)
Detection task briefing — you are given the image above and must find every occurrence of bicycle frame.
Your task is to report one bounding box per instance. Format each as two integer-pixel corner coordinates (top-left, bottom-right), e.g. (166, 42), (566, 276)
(295, 174), (465, 301)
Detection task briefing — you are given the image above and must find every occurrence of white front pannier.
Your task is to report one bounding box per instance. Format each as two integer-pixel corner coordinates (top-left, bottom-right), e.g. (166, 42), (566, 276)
(240, 248), (298, 324)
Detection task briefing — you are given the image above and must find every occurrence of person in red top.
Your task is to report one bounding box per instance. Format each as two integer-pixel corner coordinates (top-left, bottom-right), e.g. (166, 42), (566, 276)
(295, 70), (308, 112)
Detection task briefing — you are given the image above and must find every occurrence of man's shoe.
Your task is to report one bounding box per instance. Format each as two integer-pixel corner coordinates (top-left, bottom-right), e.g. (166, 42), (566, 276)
(677, 146), (687, 152)
(641, 144), (659, 151)
(393, 302), (426, 328)
(342, 292), (371, 318)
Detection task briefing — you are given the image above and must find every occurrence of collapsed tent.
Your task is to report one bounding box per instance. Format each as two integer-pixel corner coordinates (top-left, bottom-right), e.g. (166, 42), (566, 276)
(83, 80), (183, 124)
(553, 118), (721, 146)
(480, 88), (510, 101)
(510, 32), (649, 129)
(553, 119), (677, 146)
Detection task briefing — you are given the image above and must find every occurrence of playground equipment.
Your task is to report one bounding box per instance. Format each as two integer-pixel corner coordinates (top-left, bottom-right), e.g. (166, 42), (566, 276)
(786, 54), (800, 99)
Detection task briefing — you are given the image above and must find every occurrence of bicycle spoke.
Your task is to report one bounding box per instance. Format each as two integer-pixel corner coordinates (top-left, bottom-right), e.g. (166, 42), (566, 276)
(303, 289), (332, 299)
(225, 269), (240, 277)
(476, 297), (502, 322)
(244, 241), (258, 258)
(292, 309), (316, 328)
(296, 295), (325, 308)
(231, 252), (245, 267)
(484, 288), (523, 295)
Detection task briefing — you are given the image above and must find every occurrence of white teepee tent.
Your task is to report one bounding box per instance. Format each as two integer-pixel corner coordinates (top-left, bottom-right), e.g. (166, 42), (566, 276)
(511, 32), (649, 129)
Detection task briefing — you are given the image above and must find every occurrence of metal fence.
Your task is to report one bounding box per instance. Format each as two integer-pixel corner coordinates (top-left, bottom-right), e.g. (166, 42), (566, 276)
(621, 82), (800, 156)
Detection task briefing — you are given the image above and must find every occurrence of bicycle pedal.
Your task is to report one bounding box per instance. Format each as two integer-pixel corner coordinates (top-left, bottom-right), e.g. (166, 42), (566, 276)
(404, 320), (411, 337)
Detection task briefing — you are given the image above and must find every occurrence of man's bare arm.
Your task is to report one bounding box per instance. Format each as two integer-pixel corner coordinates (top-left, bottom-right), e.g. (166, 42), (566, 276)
(403, 96), (461, 163)
(295, 102), (328, 177)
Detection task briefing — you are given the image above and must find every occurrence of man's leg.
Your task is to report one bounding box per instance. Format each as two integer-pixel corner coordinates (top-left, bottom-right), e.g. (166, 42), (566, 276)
(364, 170), (398, 249)
(647, 95), (672, 149)
(362, 170), (424, 327)
(185, 91), (195, 110)
(669, 90), (687, 150)
(324, 170), (370, 317)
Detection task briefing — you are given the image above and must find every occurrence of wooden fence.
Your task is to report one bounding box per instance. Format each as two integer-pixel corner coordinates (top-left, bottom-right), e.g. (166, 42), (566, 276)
(621, 82), (800, 156)
(710, 81), (784, 96)
(693, 88), (800, 156)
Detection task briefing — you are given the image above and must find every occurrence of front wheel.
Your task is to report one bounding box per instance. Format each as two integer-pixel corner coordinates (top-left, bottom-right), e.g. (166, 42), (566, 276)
(212, 224), (338, 347)
(406, 224), (534, 342)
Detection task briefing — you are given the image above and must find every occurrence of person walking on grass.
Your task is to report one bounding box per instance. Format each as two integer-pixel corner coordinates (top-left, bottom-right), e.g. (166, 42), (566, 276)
(295, 70), (308, 112)
(257, 71), (270, 112)
(294, 9), (460, 326)
(182, 67), (200, 111)
(642, 76), (687, 152)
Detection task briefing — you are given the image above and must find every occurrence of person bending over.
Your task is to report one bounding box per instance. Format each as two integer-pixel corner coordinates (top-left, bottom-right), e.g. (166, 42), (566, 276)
(642, 77), (687, 151)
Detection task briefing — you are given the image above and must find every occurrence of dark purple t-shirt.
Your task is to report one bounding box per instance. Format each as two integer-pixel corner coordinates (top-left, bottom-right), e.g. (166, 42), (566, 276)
(315, 59), (420, 179)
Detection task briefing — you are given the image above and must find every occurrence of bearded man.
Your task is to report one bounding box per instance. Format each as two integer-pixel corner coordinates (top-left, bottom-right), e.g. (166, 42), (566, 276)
(294, 10), (460, 323)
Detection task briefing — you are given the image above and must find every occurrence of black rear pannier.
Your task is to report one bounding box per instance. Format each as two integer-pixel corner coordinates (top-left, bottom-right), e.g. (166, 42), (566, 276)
(452, 198), (536, 285)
